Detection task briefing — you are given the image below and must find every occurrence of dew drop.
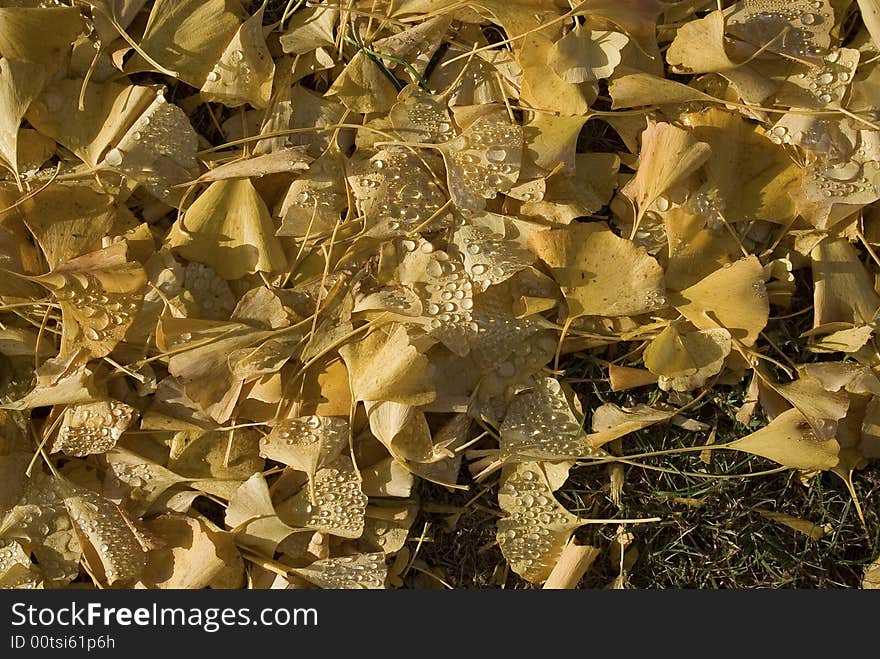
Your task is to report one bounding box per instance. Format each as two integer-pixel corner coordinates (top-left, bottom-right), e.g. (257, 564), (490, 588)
(105, 148), (123, 167)
(800, 12), (817, 25)
(485, 147), (507, 162)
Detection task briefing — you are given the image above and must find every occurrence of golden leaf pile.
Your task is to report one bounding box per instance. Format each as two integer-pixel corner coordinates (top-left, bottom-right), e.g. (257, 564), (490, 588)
(3, 0), (880, 590)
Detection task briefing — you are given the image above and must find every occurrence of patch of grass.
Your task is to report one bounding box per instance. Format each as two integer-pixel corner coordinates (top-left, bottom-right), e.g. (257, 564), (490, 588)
(412, 334), (880, 589)
(409, 480), (530, 589)
(562, 423), (880, 589)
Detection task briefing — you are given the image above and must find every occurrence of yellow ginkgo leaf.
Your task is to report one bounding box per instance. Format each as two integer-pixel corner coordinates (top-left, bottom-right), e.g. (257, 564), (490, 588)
(276, 456), (367, 539)
(103, 93), (199, 204)
(450, 214), (534, 292)
(195, 147), (310, 184)
(279, 4), (338, 55)
(548, 26), (628, 83)
(529, 221), (666, 319)
(864, 552), (880, 588)
(360, 457), (414, 498)
(127, 0), (242, 86)
(103, 448), (189, 516)
(663, 206), (739, 291)
(347, 148), (450, 236)
(339, 324), (436, 406)
(726, 408), (840, 470)
(325, 50), (399, 114)
(361, 501), (418, 554)
(811, 238), (880, 326)
(666, 11), (737, 74)
(225, 473), (296, 556)
(373, 15), (452, 77)
(519, 113), (589, 181)
(629, 120), (710, 236)
(726, 0), (833, 61)
(26, 81), (154, 169)
(366, 401), (429, 461)
(0, 471), (82, 583)
(675, 255), (769, 347)
(807, 325), (875, 354)
(18, 184), (134, 269)
(439, 112), (523, 212)
(574, 0), (662, 51)
(608, 365), (659, 392)
(427, 43), (521, 108)
(50, 400), (136, 457)
(63, 484), (153, 586)
(470, 276), (559, 397)
(35, 243), (147, 359)
(500, 376), (588, 460)
(610, 73), (714, 109)
(0, 58), (45, 176)
(1, 361), (102, 411)
(401, 414), (468, 488)
(0, 539), (41, 589)
(389, 84), (454, 143)
(644, 323), (731, 392)
(587, 403), (674, 449)
(200, 7), (274, 108)
(140, 514), (244, 589)
(291, 553), (387, 589)
(769, 370), (850, 440)
(393, 239), (476, 356)
(259, 415), (348, 492)
(167, 178), (287, 280)
(803, 362), (880, 396)
(682, 108), (801, 226)
(497, 462), (582, 583)
(276, 154), (347, 237)
(755, 509), (830, 540)
(0, 6), (84, 67)
(158, 318), (269, 422)
(168, 428), (263, 500)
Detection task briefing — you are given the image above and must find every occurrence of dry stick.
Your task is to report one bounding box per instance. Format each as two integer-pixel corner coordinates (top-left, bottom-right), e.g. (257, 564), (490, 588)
(610, 457), (788, 480)
(273, 0), (306, 30)
(301, 1), (410, 26)
(542, 541), (602, 590)
(407, 564), (455, 589)
(279, 198), (321, 288)
(759, 330), (799, 371)
(99, 8), (178, 78)
(439, 1), (589, 69)
(78, 45), (103, 111)
(857, 225), (880, 270)
(770, 305), (813, 321)
(401, 522), (431, 579)
(0, 162), (61, 217)
(25, 412), (65, 478)
(195, 124), (390, 155)
(33, 303), (52, 372)
(553, 317), (574, 373)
